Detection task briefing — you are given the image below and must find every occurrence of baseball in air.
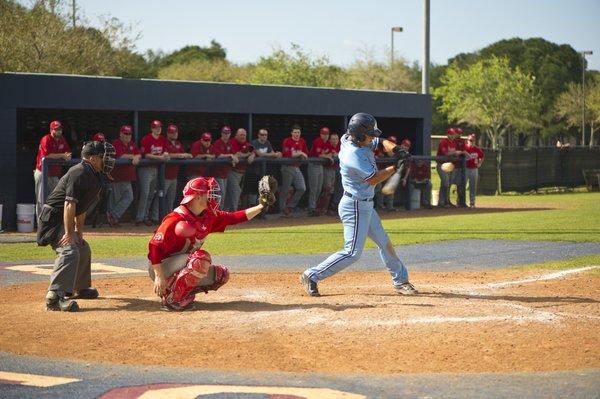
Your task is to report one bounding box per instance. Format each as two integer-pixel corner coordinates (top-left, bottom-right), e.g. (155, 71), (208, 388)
(441, 162), (455, 173)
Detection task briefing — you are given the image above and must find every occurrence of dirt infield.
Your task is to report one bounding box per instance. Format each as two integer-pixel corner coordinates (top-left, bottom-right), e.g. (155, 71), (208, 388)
(1, 268), (598, 375)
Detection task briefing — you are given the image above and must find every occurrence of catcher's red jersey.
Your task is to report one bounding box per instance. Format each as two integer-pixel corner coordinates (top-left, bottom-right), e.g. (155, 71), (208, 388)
(148, 205), (247, 264)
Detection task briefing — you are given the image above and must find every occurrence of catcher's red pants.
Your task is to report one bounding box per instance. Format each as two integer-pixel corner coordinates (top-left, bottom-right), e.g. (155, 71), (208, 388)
(163, 249), (229, 310)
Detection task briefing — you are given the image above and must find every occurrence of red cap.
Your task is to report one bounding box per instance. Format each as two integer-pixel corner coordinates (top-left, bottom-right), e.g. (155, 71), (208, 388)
(167, 124), (178, 134)
(446, 127), (455, 136)
(401, 138), (411, 148)
(221, 126), (232, 134)
(454, 127), (463, 136)
(49, 120), (62, 130)
(467, 133), (476, 141)
(120, 125), (133, 135)
(92, 133), (106, 142)
(388, 135), (398, 143)
(201, 132), (212, 141)
(151, 120), (162, 128)
(320, 127), (330, 135)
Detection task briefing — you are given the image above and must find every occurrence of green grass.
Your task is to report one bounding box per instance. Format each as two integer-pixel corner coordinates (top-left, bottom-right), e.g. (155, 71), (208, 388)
(1, 192), (599, 262)
(513, 254), (600, 276)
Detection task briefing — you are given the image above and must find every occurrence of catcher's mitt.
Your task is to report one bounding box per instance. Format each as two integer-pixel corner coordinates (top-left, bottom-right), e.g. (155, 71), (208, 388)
(258, 175), (278, 207)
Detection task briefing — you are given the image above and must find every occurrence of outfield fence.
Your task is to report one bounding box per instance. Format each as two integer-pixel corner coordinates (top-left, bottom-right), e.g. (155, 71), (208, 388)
(478, 147), (600, 194)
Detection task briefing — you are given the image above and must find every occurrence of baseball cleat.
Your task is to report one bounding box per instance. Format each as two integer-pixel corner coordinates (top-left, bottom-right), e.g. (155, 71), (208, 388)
(45, 291), (79, 312)
(300, 273), (320, 297)
(394, 282), (418, 295)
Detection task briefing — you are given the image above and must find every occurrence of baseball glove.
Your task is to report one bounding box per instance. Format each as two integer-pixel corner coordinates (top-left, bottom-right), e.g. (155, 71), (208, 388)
(258, 175), (278, 207)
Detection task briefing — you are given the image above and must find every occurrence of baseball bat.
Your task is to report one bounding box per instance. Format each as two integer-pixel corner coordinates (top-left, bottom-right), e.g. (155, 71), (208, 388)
(381, 170), (402, 195)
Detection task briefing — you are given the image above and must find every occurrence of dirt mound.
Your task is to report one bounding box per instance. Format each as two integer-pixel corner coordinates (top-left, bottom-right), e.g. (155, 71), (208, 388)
(1, 269), (598, 374)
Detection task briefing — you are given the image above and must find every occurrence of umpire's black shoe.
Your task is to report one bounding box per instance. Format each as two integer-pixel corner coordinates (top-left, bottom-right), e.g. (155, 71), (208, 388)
(300, 273), (320, 297)
(46, 291), (79, 312)
(71, 288), (99, 299)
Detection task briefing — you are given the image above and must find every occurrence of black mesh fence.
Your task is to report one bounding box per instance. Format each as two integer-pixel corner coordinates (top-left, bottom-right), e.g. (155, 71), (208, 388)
(478, 147), (600, 193)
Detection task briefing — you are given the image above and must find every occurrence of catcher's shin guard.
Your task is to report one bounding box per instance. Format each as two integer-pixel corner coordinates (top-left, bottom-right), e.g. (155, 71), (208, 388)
(163, 250), (212, 309)
(195, 265), (230, 294)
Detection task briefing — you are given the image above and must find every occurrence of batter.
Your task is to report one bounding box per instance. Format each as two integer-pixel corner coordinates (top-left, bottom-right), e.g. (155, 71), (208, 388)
(301, 113), (417, 296)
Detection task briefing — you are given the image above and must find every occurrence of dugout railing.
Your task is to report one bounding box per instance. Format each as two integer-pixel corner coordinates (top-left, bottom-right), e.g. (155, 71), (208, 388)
(41, 155), (467, 220)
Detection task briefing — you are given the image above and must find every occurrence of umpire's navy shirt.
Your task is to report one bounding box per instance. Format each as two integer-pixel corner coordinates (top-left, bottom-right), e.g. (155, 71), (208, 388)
(45, 160), (103, 215)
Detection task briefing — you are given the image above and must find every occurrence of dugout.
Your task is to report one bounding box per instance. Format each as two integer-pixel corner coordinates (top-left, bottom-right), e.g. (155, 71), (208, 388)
(0, 72), (431, 230)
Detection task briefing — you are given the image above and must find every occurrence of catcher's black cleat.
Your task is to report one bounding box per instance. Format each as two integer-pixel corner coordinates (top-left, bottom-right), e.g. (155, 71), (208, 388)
(70, 288), (99, 299)
(300, 273), (320, 297)
(45, 291), (79, 312)
(394, 282), (418, 295)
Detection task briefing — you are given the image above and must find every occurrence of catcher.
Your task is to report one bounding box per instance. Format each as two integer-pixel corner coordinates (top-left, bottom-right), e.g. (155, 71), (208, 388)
(147, 175), (277, 310)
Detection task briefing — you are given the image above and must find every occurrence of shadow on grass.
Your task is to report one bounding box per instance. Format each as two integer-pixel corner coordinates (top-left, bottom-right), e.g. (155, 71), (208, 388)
(83, 297), (377, 313)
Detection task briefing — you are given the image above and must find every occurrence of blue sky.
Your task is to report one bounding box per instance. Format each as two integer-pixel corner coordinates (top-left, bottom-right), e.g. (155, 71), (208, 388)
(75, 0), (600, 70)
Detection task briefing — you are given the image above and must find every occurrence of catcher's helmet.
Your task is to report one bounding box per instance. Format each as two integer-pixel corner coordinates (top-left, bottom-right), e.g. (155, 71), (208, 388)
(347, 113), (381, 142)
(180, 177), (221, 213)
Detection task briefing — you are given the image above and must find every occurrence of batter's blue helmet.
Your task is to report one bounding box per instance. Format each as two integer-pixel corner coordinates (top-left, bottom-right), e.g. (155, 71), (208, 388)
(347, 113), (382, 142)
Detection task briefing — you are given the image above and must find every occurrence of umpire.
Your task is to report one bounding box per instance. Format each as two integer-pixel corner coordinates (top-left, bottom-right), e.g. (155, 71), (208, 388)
(37, 141), (116, 312)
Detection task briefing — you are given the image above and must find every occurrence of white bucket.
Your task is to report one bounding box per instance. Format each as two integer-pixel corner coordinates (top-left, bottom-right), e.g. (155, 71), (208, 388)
(431, 190), (439, 206)
(17, 203), (36, 233)
(410, 189), (421, 210)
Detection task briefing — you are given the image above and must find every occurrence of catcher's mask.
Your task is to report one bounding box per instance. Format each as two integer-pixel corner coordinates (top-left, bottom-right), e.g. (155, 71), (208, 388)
(180, 177), (221, 213)
(81, 140), (116, 175)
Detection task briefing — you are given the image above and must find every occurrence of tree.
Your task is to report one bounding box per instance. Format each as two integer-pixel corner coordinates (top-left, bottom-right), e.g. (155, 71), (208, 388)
(555, 78), (600, 146)
(248, 44), (345, 88)
(345, 46), (420, 92)
(158, 59), (251, 83)
(444, 38), (583, 141)
(434, 56), (541, 149)
(0, 0), (148, 76)
(159, 41), (227, 68)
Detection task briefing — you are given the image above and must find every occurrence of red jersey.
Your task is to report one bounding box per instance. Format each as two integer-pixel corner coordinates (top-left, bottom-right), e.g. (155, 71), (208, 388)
(326, 141), (341, 169)
(437, 138), (465, 166)
(188, 140), (213, 177)
(465, 145), (484, 169)
(282, 137), (309, 167)
(35, 134), (71, 176)
(309, 137), (332, 158)
(409, 161), (431, 182)
(165, 140), (185, 180)
(140, 134), (169, 155)
(211, 138), (235, 178)
(148, 205), (247, 264)
(111, 138), (140, 182)
(231, 139), (253, 172)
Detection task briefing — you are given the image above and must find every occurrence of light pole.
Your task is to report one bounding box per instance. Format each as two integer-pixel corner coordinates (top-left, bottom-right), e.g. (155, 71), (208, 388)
(581, 51), (593, 146)
(422, 0), (430, 94)
(390, 26), (403, 67)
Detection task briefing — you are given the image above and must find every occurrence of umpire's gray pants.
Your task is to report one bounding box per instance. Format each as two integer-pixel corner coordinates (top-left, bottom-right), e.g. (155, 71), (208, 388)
(136, 167), (158, 222)
(436, 164), (451, 206)
(279, 165), (306, 211)
(48, 229), (92, 296)
(466, 168), (479, 206)
(34, 170), (59, 221)
(214, 177), (228, 209)
(164, 178), (178, 212)
(108, 181), (134, 220)
(307, 163), (324, 211)
(225, 170), (244, 211)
